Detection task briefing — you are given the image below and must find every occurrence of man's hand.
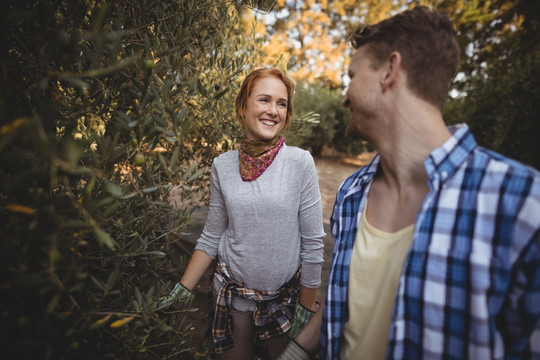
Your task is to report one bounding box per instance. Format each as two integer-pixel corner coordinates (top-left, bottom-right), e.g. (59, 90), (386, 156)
(277, 339), (311, 360)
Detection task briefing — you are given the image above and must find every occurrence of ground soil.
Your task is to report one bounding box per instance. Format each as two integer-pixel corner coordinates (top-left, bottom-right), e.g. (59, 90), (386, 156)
(167, 151), (375, 352)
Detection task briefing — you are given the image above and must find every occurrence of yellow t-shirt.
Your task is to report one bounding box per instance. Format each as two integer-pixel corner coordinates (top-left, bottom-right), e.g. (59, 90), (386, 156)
(340, 201), (414, 360)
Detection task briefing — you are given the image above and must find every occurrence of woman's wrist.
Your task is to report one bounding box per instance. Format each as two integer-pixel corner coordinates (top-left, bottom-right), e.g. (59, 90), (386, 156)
(299, 285), (318, 311)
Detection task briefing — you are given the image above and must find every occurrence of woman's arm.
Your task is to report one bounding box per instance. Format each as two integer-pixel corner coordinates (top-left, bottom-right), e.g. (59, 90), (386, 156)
(295, 299), (324, 354)
(298, 153), (326, 289)
(153, 249), (214, 308)
(182, 159), (227, 290)
(179, 249), (214, 291)
(299, 285), (318, 311)
(278, 299), (325, 359)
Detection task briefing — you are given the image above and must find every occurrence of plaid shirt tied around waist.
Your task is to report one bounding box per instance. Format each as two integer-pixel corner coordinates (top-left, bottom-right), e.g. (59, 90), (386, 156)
(212, 261), (300, 353)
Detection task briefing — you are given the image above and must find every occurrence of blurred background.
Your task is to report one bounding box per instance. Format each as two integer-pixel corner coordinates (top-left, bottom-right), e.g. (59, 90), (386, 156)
(1, 0), (538, 359)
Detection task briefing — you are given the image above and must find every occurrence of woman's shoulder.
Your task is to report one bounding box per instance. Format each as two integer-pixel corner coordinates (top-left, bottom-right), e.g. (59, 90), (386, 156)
(213, 149), (238, 165)
(282, 143), (312, 160)
(279, 145), (318, 184)
(279, 145), (316, 178)
(211, 150), (239, 179)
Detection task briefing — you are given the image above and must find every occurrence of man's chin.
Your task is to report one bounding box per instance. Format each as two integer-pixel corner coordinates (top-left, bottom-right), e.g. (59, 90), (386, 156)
(345, 125), (364, 140)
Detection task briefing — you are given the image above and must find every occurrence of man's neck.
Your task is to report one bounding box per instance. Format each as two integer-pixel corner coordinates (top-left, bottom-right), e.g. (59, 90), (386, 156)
(373, 96), (451, 190)
(364, 97), (451, 232)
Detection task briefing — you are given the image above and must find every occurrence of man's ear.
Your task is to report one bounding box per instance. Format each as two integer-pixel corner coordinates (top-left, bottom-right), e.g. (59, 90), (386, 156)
(380, 51), (402, 92)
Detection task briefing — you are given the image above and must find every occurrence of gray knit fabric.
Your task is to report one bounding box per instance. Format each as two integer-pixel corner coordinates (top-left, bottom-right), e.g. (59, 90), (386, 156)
(195, 144), (325, 310)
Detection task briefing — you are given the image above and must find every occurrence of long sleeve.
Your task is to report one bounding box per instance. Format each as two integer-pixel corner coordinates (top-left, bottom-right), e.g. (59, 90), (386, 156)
(194, 160), (228, 258)
(298, 153), (325, 288)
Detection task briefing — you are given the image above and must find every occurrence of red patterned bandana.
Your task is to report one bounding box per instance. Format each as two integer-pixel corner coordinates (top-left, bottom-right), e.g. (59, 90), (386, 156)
(239, 136), (284, 181)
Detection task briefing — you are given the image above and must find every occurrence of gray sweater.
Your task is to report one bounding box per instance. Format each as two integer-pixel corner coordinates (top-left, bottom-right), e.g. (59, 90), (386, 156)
(195, 144), (325, 310)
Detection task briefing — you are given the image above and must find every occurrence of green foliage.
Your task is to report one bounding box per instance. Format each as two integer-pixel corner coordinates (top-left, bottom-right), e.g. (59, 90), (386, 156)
(0, 0), (269, 359)
(444, 45), (540, 170)
(444, 0), (540, 170)
(286, 82), (367, 157)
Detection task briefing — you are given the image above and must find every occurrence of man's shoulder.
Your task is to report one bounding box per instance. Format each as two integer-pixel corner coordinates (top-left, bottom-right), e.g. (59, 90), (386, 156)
(445, 124), (539, 191)
(335, 157), (378, 202)
(458, 147), (540, 208)
(342, 166), (369, 186)
(474, 147), (540, 184)
(342, 156), (378, 186)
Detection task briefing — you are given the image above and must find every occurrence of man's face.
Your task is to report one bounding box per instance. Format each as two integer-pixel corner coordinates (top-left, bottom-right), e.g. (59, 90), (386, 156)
(341, 46), (382, 140)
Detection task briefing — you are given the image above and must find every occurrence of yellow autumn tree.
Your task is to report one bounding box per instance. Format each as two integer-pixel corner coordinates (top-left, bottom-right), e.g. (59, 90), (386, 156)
(250, 0), (410, 87)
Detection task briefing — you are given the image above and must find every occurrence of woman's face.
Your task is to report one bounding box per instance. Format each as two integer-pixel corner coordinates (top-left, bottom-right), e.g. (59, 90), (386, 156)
(242, 76), (288, 141)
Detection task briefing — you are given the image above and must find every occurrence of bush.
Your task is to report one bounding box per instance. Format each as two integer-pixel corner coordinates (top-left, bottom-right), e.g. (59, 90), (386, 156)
(0, 1), (269, 358)
(287, 82), (368, 157)
(444, 43), (540, 170)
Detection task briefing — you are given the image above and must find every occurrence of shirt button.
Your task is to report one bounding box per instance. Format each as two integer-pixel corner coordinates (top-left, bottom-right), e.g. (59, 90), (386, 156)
(441, 171), (448, 181)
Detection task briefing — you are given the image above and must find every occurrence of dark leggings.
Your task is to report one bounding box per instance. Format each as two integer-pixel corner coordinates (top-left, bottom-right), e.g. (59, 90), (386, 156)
(220, 307), (288, 360)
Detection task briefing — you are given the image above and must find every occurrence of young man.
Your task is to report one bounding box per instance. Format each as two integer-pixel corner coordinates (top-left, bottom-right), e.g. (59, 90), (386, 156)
(279, 6), (540, 360)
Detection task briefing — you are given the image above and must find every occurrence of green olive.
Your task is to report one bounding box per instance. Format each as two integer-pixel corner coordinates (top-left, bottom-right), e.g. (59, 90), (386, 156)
(134, 153), (145, 166)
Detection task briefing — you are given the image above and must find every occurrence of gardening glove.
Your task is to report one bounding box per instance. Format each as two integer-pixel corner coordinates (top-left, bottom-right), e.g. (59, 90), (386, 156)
(153, 282), (194, 310)
(287, 302), (316, 340)
(277, 339), (311, 360)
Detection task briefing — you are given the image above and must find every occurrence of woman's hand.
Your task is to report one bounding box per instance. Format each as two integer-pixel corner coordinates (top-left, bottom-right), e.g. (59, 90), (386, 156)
(287, 302), (317, 339)
(153, 281), (195, 310)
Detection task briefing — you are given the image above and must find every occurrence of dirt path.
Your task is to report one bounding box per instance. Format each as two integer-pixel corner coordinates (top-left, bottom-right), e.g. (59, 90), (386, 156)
(315, 153), (374, 224)
(172, 152), (375, 348)
(312, 153), (375, 302)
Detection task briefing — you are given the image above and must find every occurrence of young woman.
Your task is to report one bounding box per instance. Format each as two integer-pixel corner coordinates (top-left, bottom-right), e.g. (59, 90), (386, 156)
(156, 68), (325, 359)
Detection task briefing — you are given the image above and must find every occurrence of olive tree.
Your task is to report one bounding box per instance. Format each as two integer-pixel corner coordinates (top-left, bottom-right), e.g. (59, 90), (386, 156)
(0, 0), (273, 358)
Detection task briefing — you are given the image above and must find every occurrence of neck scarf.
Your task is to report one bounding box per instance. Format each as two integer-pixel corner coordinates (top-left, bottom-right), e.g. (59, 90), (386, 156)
(239, 136), (284, 181)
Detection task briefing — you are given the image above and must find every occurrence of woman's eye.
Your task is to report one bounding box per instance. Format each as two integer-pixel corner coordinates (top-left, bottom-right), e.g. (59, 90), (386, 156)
(278, 102), (287, 108)
(259, 98), (268, 103)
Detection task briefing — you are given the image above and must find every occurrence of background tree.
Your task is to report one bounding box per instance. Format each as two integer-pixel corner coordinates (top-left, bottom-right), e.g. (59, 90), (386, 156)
(0, 1), (271, 359)
(287, 82), (367, 157)
(255, 0), (539, 167)
(444, 0), (540, 169)
(253, 0), (410, 87)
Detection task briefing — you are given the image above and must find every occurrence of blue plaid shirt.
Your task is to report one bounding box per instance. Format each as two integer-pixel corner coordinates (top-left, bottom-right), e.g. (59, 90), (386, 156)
(321, 124), (540, 359)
